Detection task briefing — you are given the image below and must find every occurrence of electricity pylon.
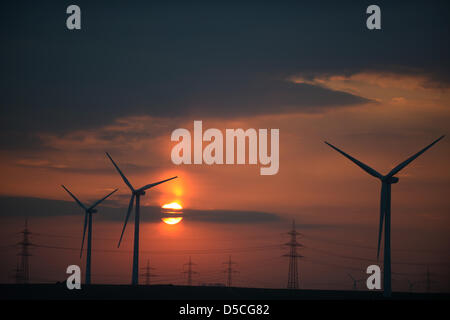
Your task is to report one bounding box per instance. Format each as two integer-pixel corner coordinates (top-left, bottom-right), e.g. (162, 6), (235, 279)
(183, 256), (197, 286)
(11, 259), (23, 284)
(17, 219), (33, 284)
(283, 220), (303, 289)
(140, 259), (158, 285)
(407, 279), (418, 292)
(423, 266), (437, 293)
(223, 256), (238, 287)
(348, 273), (364, 290)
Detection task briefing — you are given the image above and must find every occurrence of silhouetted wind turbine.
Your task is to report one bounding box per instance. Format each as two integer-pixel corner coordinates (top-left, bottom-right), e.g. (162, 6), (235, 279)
(325, 135), (444, 297)
(61, 185), (118, 285)
(106, 152), (177, 285)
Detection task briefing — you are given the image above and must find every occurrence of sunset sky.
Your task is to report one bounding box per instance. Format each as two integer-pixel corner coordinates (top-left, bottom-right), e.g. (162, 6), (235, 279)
(0, 1), (449, 292)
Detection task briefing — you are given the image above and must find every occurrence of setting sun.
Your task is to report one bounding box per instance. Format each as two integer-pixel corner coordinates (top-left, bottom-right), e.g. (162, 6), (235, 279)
(161, 217), (183, 225)
(161, 202), (183, 225)
(162, 202), (183, 210)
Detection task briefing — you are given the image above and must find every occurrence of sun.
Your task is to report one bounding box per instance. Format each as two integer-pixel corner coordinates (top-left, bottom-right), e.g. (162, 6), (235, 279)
(162, 202), (183, 210)
(161, 217), (183, 225)
(161, 202), (183, 225)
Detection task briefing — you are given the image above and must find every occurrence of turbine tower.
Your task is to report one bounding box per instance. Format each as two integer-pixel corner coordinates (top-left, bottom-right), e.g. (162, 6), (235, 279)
(283, 220), (303, 289)
(62, 185), (118, 285)
(106, 152), (177, 285)
(325, 135), (444, 297)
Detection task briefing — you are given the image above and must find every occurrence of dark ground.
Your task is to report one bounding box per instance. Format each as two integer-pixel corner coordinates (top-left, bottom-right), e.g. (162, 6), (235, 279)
(0, 284), (449, 300)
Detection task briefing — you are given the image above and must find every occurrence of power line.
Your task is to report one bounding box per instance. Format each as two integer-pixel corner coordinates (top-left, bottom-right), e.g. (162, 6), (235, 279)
(18, 231), (450, 255)
(33, 240), (446, 268)
(4, 224), (448, 291)
(302, 234), (450, 254)
(303, 245), (450, 267)
(31, 243), (282, 255)
(31, 231), (283, 243)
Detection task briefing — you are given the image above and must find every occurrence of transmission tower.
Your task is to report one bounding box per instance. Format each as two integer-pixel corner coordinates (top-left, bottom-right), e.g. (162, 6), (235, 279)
(140, 258), (158, 285)
(424, 266), (437, 293)
(11, 259), (23, 284)
(407, 279), (418, 293)
(283, 220), (303, 289)
(223, 255), (238, 287)
(348, 273), (363, 290)
(17, 219), (33, 284)
(183, 256), (197, 286)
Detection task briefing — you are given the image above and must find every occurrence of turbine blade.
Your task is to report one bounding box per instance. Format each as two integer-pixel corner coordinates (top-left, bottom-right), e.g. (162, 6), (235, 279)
(348, 273), (355, 281)
(387, 136), (445, 177)
(324, 142), (382, 179)
(89, 188), (119, 210)
(139, 176), (178, 191)
(61, 185), (87, 210)
(105, 152), (135, 191)
(80, 212), (88, 258)
(377, 183), (387, 260)
(118, 194), (135, 248)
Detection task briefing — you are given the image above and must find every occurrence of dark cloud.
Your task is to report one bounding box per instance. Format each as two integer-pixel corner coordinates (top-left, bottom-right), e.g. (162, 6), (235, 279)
(146, 81), (372, 118)
(12, 156), (164, 178)
(182, 208), (280, 224)
(0, 132), (54, 152)
(1, 0), (449, 149)
(0, 196), (281, 224)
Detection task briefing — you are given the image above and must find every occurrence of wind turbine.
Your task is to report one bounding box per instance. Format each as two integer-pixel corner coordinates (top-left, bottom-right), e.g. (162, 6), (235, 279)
(106, 152), (177, 285)
(348, 273), (364, 290)
(61, 185), (118, 285)
(325, 135), (444, 297)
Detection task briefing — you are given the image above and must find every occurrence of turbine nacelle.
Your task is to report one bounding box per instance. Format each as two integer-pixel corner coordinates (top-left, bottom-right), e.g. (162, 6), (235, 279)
(88, 208), (98, 214)
(382, 176), (399, 184)
(134, 190), (146, 196)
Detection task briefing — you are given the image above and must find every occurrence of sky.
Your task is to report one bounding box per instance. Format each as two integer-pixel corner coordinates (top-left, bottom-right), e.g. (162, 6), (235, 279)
(0, 0), (449, 292)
